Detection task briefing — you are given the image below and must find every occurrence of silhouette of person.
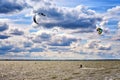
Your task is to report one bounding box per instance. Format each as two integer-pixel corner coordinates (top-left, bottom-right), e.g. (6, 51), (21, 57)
(80, 64), (82, 68)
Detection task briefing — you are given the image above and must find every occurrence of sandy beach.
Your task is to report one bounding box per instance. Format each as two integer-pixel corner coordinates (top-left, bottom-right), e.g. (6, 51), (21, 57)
(0, 61), (120, 80)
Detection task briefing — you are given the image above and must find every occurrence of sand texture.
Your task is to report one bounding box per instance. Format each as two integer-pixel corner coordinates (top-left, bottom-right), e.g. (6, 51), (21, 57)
(0, 61), (120, 80)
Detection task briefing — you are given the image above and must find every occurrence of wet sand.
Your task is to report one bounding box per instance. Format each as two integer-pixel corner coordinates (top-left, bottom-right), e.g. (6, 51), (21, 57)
(0, 61), (120, 80)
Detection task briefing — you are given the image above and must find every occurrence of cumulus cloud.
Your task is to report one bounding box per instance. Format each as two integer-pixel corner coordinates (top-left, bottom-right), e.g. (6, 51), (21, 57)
(0, 0), (27, 14)
(32, 32), (51, 43)
(31, 30), (78, 47)
(85, 40), (111, 50)
(30, 51), (102, 59)
(99, 6), (120, 28)
(5, 52), (29, 57)
(69, 39), (119, 59)
(26, 0), (54, 10)
(49, 35), (77, 46)
(0, 0), (120, 59)
(10, 28), (24, 35)
(31, 2), (101, 30)
(112, 34), (120, 41)
(107, 6), (120, 19)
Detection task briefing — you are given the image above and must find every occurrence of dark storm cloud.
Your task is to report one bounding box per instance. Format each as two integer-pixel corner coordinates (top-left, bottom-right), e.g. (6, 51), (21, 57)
(0, 0), (26, 13)
(0, 23), (8, 31)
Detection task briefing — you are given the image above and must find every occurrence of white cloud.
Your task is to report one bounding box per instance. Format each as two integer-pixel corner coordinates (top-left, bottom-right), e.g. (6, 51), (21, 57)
(0, 0), (120, 59)
(6, 52), (29, 57)
(30, 1), (101, 30)
(99, 6), (120, 28)
(118, 21), (120, 29)
(30, 51), (102, 59)
(85, 40), (111, 50)
(9, 28), (24, 35)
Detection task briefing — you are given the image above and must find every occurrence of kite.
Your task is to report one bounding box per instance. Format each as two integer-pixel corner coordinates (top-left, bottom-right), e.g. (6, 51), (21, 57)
(97, 28), (103, 35)
(39, 13), (46, 16)
(33, 13), (46, 24)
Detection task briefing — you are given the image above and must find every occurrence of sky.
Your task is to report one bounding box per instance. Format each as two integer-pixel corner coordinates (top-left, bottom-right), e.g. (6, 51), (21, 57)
(0, 0), (120, 60)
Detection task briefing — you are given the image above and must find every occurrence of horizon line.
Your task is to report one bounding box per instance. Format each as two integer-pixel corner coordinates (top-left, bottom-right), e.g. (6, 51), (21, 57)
(0, 59), (120, 61)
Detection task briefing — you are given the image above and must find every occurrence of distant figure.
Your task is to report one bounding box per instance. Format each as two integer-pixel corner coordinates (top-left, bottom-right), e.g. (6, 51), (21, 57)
(80, 64), (82, 68)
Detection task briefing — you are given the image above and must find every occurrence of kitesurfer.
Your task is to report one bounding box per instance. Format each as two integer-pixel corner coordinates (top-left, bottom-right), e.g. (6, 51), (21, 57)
(80, 64), (82, 68)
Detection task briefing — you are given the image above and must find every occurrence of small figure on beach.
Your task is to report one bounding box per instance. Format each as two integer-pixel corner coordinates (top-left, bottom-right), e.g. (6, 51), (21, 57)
(80, 64), (82, 68)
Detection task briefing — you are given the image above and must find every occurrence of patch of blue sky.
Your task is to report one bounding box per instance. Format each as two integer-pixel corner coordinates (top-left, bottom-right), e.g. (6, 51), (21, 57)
(0, 46), (12, 51)
(90, 5), (116, 13)
(100, 35), (112, 40)
(79, 51), (87, 54)
(0, 13), (25, 19)
(49, 47), (69, 52)
(0, 13), (32, 25)
(107, 20), (118, 26)
(0, 51), (7, 55)
(80, 39), (87, 44)
(9, 48), (25, 53)
(55, 0), (120, 12)
(29, 29), (38, 33)
(83, 0), (120, 12)
(98, 53), (115, 59)
(29, 48), (44, 52)
(14, 19), (32, 25)
(107, 24), (118, 34)
(106, 20), (118, 34)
